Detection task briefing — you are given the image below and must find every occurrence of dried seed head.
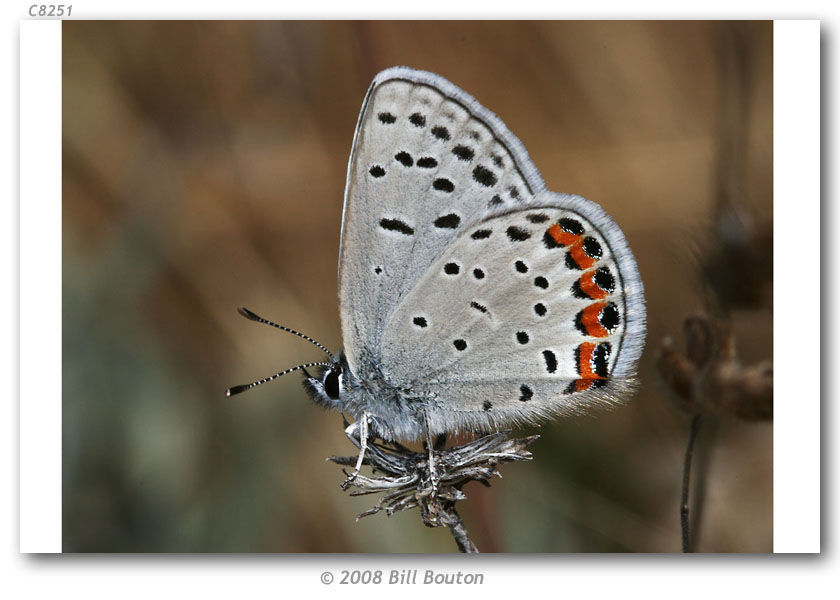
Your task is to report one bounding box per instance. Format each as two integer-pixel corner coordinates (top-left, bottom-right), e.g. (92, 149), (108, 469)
(657, 312), (772, 421)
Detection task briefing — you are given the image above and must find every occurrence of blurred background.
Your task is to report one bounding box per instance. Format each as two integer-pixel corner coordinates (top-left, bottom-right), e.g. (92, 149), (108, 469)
(62, 20), (772, 552)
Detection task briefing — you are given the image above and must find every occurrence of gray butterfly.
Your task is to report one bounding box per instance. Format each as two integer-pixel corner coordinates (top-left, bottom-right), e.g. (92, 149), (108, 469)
(230, 67), (646, 459)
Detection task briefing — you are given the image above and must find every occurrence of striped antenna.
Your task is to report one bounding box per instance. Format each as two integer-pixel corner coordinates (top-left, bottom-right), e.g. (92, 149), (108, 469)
(226, 361), (332, 397)
(236, 306), (335, 361)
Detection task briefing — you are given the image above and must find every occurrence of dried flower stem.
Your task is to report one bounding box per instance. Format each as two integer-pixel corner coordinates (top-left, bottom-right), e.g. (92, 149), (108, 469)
(437, 504), (478, 553)
(329, 430), (538, 553)
(681, 415), (703, 552)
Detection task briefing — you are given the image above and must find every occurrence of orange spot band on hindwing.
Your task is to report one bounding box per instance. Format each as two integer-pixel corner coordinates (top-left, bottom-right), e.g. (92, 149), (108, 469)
(581, 302), (609, 337)
(571, 341), (612, 394)
(579, 270), (609, 299)
(547, 223), (580, 247)
(569, 241), (597, 270)
(577, 342), (597, 379)
(575, 341), (608, 392)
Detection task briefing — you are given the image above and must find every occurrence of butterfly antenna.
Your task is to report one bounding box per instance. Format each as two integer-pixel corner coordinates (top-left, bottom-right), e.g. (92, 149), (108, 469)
(226, 361), (332, 397)
(236, 306), (336, 361)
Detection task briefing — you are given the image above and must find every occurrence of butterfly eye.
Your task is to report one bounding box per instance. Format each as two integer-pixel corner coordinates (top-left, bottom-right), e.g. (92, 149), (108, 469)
(324, 368), (341, 400)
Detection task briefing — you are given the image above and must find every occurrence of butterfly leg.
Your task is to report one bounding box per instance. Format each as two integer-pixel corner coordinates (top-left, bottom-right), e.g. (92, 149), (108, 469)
(424, 411), (439, 491)
(343, 411), (370, 483)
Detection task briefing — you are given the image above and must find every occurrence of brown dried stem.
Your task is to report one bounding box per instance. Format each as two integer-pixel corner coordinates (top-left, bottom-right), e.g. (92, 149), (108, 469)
(658, 313), (772, 552)
(680, 415), (703, 552)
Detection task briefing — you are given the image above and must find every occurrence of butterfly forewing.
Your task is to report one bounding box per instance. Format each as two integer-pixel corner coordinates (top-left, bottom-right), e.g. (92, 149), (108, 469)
(339, 69), (545, 374)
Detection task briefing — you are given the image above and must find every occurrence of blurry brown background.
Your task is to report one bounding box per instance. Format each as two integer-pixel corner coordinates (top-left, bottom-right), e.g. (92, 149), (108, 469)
(62, 20), (772, 552)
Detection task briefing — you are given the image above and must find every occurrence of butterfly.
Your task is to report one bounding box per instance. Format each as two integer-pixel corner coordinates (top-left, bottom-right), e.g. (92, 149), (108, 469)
(228, 67), (646, 458)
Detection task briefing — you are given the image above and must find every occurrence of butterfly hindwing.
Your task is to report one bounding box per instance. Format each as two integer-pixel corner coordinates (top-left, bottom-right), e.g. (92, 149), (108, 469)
(380, 201), (645, 432)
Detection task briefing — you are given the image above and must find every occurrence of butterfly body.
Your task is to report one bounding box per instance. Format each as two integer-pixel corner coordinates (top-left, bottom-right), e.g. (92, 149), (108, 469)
(299, 66), (646, 442)
(305, 354), (430, 441)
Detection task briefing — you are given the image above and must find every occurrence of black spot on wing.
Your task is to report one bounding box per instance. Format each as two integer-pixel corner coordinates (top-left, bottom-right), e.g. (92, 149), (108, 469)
(431, 125), (451, 140)
(601, 302), (620, 332)
(470, 301), (488, 314)
(571, 281), (588, 299)
(434, 213), (461, 229)
(514, 260), (528, 273)
(595, 267), (616, 294)
(378, 112), (396, 124)
(452, 145), (475, 161)
(417, 157), (438, 168)
(542, 350), (558, 373)
(453, 339), (467, 351)
(534, 276), (549, 289)
(543, 231), (561, 249)
(472, 165), (497, 187)
(413, 316), (427, 328)
(433, 178), (455, 193)
(519, 385), (533, 401)
(534, 303), (547, 316)
(409, 112), (426, 127)
(379, 218), (414, 235)
(559, 218), (585, 235)
(471, 229), (492, 240)
(593, 342), (611, 377)
(574, 311), (588, 336)
(583, 237), (603, 258)
(526, 213), (549, 223)
(506, 226), (531, 242)
(444, 262), (460, 275)
(369, 165), (385, 178)
(394, 151), (413, 167)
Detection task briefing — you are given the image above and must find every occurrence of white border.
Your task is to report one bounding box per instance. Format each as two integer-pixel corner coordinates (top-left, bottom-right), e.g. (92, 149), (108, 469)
(772, 20), (821, 554)
(11, 8), (826, 587)
(19, 19), (62, 553)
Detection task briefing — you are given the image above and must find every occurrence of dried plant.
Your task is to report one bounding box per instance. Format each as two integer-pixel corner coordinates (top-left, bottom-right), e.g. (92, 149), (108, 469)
(328, 429), (538, 553)
(657, 314), (772, 422)
(655, 22), (773, 553)
(657, 313), (772, 551)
